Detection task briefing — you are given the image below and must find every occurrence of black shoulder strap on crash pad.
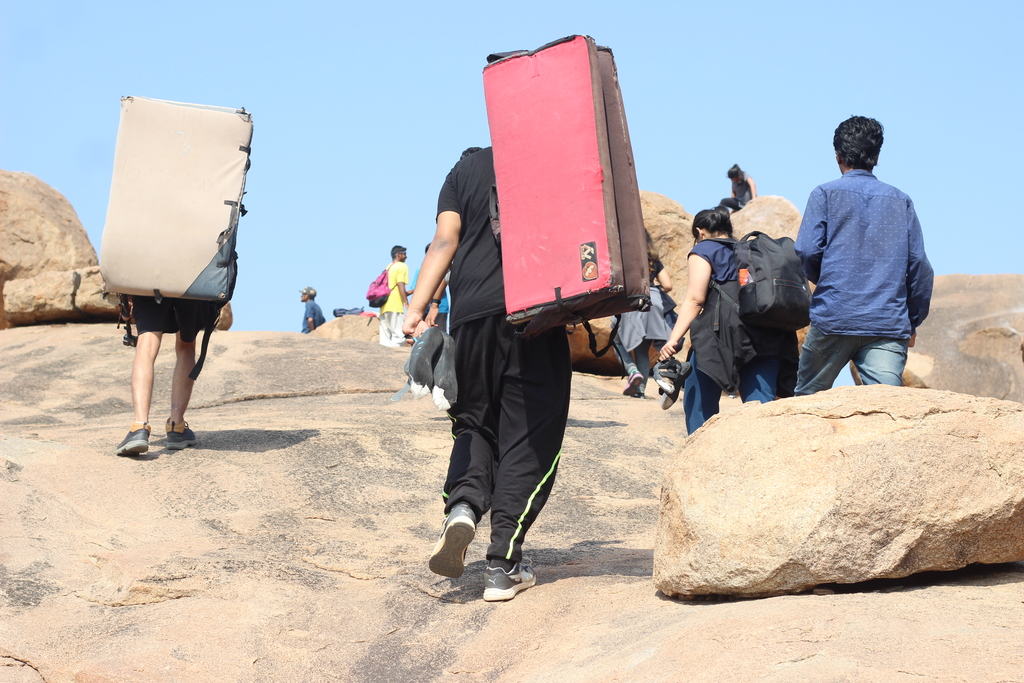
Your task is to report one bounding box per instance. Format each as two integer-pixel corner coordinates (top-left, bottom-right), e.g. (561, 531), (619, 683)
(188, 302), (224, 380)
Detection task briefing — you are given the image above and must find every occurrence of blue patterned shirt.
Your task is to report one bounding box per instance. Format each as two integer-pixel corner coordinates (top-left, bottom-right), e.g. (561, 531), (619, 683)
(796, 169), (933, 338)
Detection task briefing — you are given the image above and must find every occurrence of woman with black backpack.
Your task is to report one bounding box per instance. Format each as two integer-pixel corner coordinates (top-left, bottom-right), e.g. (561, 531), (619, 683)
(658, 208), (797, 433)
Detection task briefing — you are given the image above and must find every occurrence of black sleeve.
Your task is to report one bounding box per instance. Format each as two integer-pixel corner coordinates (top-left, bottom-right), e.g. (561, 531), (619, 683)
(437, 169), (461, 218)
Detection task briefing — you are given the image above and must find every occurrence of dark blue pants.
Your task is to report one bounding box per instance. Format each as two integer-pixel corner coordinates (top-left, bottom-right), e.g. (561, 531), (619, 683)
(682, 353), (780, 434)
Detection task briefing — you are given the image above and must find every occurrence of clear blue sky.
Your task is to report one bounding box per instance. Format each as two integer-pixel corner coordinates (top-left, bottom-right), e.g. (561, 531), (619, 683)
(2, 1), (1021, 333)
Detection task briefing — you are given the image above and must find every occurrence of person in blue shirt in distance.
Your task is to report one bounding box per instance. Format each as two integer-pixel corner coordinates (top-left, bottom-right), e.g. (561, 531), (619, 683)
(300, 287), (326, 333)
(794, 116), (934, 394)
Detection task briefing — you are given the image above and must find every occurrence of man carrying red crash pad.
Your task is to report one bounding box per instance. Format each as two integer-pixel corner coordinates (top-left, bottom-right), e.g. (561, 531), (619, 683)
(403, 145), (572, 602)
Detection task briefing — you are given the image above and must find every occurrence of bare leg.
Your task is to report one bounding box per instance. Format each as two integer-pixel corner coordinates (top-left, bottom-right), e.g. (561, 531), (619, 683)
(169, 333), (197, 424)
(131, 331), (163, 424)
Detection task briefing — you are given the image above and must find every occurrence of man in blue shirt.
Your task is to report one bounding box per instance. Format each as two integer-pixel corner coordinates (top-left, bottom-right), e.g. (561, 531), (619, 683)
(300, 287), (326, 333)
(794, 116), (934, 394)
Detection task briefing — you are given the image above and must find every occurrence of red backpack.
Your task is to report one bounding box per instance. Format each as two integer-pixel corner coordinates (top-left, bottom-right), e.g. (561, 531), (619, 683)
(366, 265), (394, 308)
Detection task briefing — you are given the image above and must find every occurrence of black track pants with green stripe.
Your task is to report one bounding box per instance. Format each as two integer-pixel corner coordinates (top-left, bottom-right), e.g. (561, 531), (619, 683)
(444, 314), (572, 564)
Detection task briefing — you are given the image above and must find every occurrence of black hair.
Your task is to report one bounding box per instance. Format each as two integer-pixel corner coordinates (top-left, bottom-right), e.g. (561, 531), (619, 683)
(424, 243), (431, 254)
(692, 207), (734, 241)
(460, 147), (484, 160)
(833, 116), (884, 170)
(391, 245), (407, 259)
(727, 164), (743, 180)
(645, 231), (660, 262)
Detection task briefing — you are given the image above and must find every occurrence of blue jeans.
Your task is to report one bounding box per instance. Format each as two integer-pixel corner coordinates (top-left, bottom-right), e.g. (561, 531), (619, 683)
(682, 354), (781, 435)
(795, 324), (908, 396)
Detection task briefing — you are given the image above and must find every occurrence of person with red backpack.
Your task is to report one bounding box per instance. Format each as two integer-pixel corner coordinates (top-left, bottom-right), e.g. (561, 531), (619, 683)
(378, 245), (410, 347)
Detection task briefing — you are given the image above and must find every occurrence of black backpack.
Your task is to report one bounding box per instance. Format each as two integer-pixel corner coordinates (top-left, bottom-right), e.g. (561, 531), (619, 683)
(732, 232), (811, 331)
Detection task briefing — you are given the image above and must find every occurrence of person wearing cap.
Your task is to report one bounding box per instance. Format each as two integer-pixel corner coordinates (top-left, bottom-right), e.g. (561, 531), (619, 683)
(379, 245), (410, 347)
(300, 287), (326, 334)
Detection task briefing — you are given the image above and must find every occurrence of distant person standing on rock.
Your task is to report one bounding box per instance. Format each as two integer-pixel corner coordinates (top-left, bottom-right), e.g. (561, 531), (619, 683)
(299, 287), (325, 333)
(403, 145), (572, 602)
(718, 164), (756, 212)
(794, 116), (934, 394)
(114, 296), (220, 456)
(378, 245), (410, 347)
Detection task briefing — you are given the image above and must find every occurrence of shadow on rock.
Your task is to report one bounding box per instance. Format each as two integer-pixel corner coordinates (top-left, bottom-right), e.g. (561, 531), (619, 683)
(655, 562), (1024, 604)
(197, 428), (320, 453)
(566, 418), (627, 429)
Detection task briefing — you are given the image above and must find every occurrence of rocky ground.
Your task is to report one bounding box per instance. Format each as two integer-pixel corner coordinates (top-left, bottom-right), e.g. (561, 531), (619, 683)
(1, 324), (1022, 683)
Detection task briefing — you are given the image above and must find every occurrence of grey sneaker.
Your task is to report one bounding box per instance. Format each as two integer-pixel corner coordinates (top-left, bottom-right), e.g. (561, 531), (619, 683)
(483, 560), (536, 602)
(429, 503), (476, 578)
(166, 420), (197, 450)
(116, 424), (150, 456)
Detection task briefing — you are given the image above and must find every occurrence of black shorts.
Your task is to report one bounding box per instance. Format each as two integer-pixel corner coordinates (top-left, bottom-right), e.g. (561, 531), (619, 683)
(132, 296), (218, 343)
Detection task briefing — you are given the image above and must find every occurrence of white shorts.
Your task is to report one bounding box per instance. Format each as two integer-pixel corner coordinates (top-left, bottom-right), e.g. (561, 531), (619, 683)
(379, 311), (407, 347)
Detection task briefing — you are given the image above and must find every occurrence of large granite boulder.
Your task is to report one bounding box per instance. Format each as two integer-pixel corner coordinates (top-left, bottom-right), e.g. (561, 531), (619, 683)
(2, 266), (117, 325)
(311, 313), (381, 342)
(640, 190), (694, 289)
(730, 195), (802, 243)
(0, 171), (97, 281)
(0, 170), (99, 329)
(655, 385), (1024, 598)
(904, 274), (1024, 403)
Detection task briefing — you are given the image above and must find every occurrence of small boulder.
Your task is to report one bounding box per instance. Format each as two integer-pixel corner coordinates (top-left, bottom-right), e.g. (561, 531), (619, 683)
(654, 385), (1024, 598)
(215, 301), (233, 331)
(311, 314), (380, 342)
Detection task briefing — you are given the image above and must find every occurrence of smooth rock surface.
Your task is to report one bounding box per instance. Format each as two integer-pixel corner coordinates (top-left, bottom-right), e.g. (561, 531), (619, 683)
(655, 385), (1024, 598)
(906, 274), (1024, 402)
(2, 266), (118, 326)
(2, 325), (1022, 682)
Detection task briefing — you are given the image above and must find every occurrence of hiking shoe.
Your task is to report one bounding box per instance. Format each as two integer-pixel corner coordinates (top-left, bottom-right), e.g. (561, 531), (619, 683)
(654, 359), (691, 411)
(483, 560), (536, 602)
(653, 358), (682, 393)
(622, 371), (644, 396)
(165, 419), (197, 450)
(116, 423), (150, 456)
(429, 503), (476, 578)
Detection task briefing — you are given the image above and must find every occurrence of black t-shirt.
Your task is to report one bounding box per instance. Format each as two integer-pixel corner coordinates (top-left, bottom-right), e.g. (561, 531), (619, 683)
(436, 147), (505, 329)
